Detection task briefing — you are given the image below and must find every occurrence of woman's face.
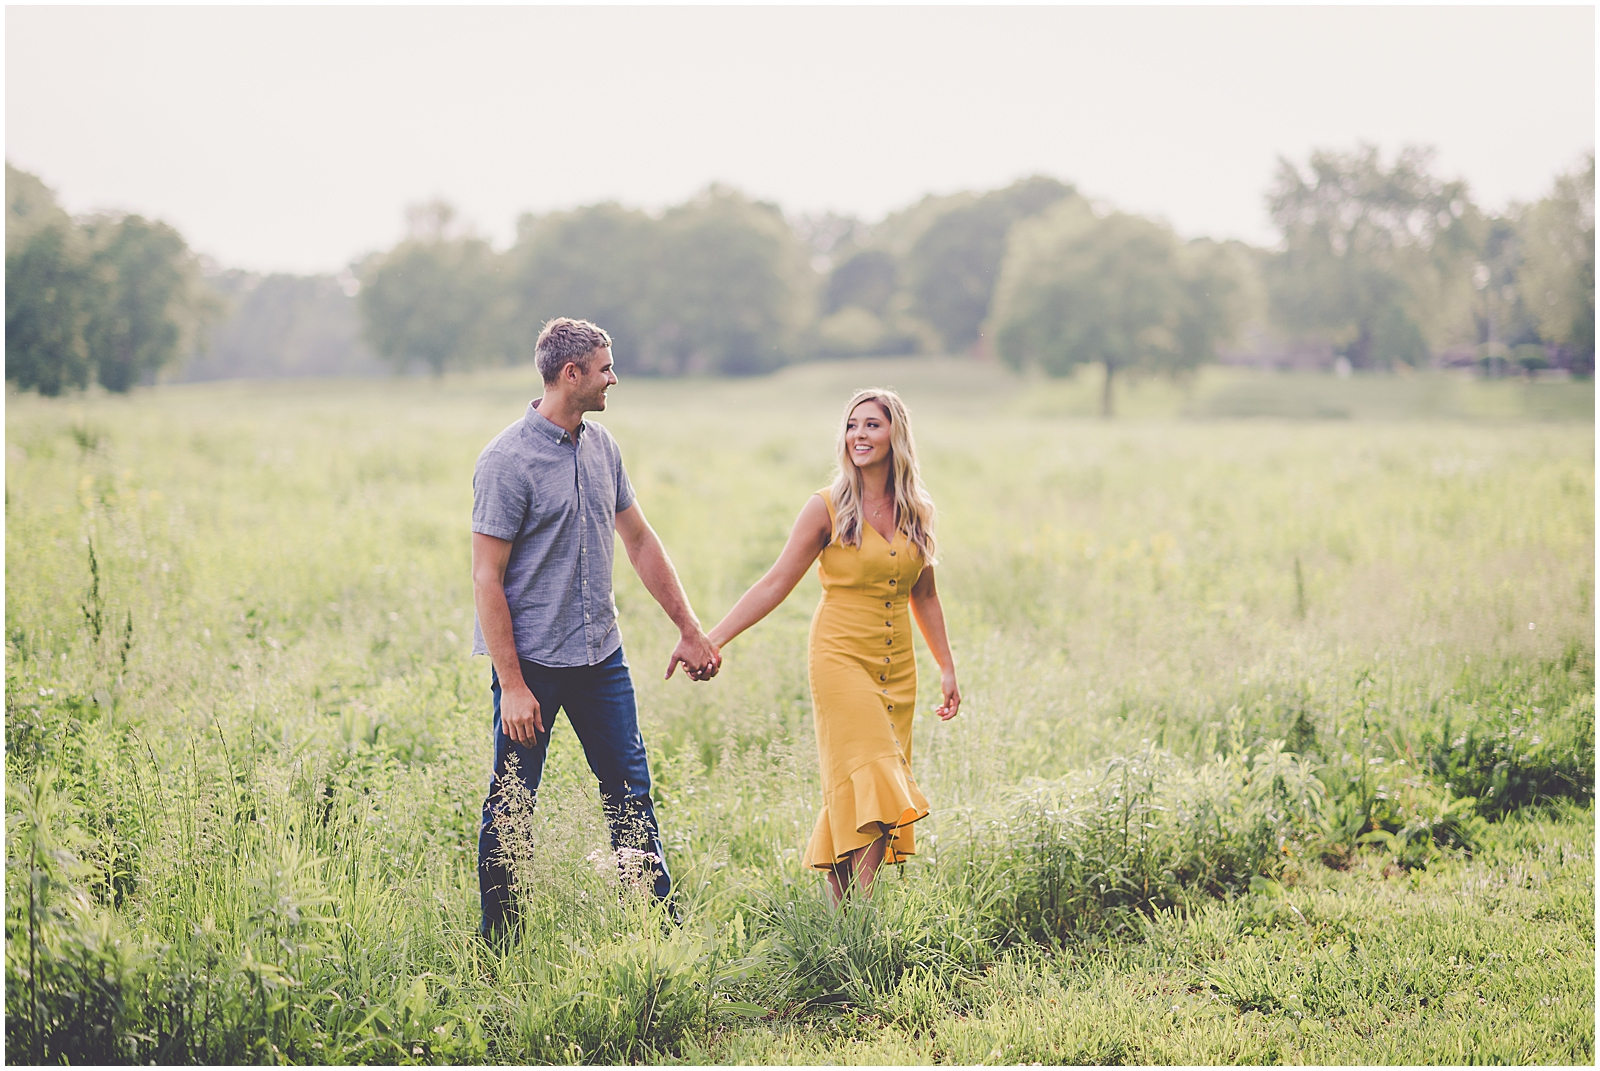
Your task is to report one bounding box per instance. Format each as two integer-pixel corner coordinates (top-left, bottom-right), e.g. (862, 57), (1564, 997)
(845, 400), (892, 471)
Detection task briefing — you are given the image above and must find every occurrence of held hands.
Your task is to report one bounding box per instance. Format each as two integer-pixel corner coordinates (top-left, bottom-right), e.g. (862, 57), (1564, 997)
(666, 628), (722, 682)
(933, 668), (962, 721)
(500, 683), (545, 744)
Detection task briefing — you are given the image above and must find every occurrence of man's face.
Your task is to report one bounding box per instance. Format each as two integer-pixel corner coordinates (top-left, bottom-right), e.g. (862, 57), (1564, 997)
(572, 346), (617, 413)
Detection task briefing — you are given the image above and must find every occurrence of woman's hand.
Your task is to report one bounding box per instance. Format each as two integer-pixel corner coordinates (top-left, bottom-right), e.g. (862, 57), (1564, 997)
(934, 667), (961, 721)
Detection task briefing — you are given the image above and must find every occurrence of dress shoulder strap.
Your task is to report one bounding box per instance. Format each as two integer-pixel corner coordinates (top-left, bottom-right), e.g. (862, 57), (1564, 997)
(816, 486), (836, 523)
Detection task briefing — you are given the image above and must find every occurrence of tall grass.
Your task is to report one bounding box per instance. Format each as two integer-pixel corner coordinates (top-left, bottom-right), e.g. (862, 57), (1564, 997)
(5, 362), (1593, 1062)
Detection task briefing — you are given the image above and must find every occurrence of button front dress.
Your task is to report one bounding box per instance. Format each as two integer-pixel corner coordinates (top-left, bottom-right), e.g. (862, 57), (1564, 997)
(804, 487), (930, 870)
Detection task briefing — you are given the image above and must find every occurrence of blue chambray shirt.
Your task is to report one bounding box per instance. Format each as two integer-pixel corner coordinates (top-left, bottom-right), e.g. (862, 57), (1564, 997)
(471, 400), (636, 667)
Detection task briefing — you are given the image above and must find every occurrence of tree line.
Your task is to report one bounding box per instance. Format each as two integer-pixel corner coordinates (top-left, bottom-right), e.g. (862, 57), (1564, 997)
(7, 147), (1593, 408)
(5, 164), (219, 395)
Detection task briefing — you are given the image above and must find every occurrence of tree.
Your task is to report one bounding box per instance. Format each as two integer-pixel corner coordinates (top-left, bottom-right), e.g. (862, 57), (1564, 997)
(906, 176), (1077, 353)
(813, 249), (924, 358)
(1264, 144), (1476, 369)
(506, 202), (656, 365)
(358, 202), (506, 375)
(825, 249), (898, 317)
(992, 201), (1241, 416)
(80, 214), (218, 392)
(503, 188), (813, 375)
(6, 164), (214, 395)
(1517, 153), (1595, 375)
(6, 165), (94, 395)
(636, 186), (814, 375)
(182, 270), (384, 381)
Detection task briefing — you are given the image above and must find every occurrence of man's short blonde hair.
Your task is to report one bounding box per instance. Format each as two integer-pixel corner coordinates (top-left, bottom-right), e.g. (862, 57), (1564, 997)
(535, 318), (612, 383)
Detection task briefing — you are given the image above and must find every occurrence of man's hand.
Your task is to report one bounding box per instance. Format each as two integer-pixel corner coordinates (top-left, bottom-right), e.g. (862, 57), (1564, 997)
(666, 629), (721, 682)
(500, 682), (545, 743)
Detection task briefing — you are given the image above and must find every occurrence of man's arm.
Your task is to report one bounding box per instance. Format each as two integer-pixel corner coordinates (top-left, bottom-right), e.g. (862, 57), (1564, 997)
(613, 503), (720, 680)
(472, 532), (544, 741)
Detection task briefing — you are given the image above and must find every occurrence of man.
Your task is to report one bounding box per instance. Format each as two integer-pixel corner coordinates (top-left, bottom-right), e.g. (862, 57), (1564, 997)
(471, 316), (719, 943)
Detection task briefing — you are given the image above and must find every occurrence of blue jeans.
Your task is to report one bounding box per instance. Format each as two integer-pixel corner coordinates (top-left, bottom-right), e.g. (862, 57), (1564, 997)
(477, 646), (671, 941)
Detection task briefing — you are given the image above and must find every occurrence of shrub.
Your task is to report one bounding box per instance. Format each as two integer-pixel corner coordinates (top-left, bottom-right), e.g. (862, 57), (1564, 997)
(952, 742), (1323, 945)
(754, 872), (996, 1011)
(1420, 650), (1595, 818)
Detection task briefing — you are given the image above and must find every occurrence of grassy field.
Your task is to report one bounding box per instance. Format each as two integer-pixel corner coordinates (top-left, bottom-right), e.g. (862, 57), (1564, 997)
(5, 359), (1594, 1063)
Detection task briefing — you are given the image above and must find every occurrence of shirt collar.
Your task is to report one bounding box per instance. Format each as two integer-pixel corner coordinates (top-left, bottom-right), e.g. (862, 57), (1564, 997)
(527, 399), (585, 444)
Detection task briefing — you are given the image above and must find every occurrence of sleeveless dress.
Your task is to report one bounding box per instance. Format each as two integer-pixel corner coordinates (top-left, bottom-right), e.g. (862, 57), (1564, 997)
(804, 487), (930, 870)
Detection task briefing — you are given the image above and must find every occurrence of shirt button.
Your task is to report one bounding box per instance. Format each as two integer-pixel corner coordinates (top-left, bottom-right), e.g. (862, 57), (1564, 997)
(885, 601), (892, 608)
(882, 689), (888, 694)
(887, 704), (894, 711)
(879, 674), (886, 682)
(889, 550), (896, 556)
(889, 579), (896, 587)
(885, 638), (892, 645)
(883, 657), (890, 664)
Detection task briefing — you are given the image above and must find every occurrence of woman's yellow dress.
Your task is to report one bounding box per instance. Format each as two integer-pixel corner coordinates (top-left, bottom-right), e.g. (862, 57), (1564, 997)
(804, 487), (930, 870)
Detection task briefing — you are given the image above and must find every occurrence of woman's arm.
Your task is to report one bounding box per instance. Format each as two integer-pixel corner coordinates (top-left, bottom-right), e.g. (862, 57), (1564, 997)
(909, 566), (961, 721)
(707, 494), (833, 651)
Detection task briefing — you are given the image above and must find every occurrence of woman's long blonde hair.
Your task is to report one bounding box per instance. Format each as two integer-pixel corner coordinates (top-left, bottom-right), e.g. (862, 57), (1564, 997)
(829, 388), (938, 564)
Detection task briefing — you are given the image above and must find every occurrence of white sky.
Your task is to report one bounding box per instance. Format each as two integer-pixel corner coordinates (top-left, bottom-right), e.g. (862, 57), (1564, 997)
(6, 5), (1594, 276)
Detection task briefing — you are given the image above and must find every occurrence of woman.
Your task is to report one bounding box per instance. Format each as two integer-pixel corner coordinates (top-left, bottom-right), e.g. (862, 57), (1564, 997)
(707, 388), (960, 904)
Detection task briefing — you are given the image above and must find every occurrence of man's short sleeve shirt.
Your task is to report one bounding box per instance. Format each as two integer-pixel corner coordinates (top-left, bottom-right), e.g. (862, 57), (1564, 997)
(471, 400), (636, 667)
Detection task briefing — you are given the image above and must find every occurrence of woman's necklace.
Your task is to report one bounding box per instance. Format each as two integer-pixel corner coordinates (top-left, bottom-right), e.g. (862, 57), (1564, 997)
(865, 493), (891, 519)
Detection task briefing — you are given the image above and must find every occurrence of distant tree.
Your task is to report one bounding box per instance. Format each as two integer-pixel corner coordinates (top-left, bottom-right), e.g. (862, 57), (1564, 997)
(507, 202), (656, 364)
(813, 248), (927, 358)
(80, 214), (219, 392)
(906, 176), (1077, 353)
(358, 203), (506, 375)
(183, 271), (384, 381)
(637, 186), (814, 375)
(1467, 213), (1543, 369)
(825, 249), (898, 316)
(6, 165), (94, 395)
(1517, 153), (1595, 375)
(6, 164), (215, 394)
(1264, 144), (1476, 369)
(992, 201), (1242, 416)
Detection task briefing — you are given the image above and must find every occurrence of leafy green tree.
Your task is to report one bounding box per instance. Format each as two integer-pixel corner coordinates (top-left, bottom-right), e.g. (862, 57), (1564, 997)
(6, 165), (94, 395)
(358, 202), (506, 375)
(1517, 153), (1595, 374)
(6, 164), (215, 394)
(80, 214), (219, 392)
(506, 202), (656, 364)
(505, 189), (811, 375)
(824, 249), (898, 316)
(906, 176), (1077, 353)
(813, 248), (925, 358)
(992, 201), (1242, 416)
(636, 186), (814, 375)
(1264, 144), (1476, 369)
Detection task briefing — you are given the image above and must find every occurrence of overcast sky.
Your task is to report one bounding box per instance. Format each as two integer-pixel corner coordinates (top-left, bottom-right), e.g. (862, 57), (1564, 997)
(6, 5), (1594, 276)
